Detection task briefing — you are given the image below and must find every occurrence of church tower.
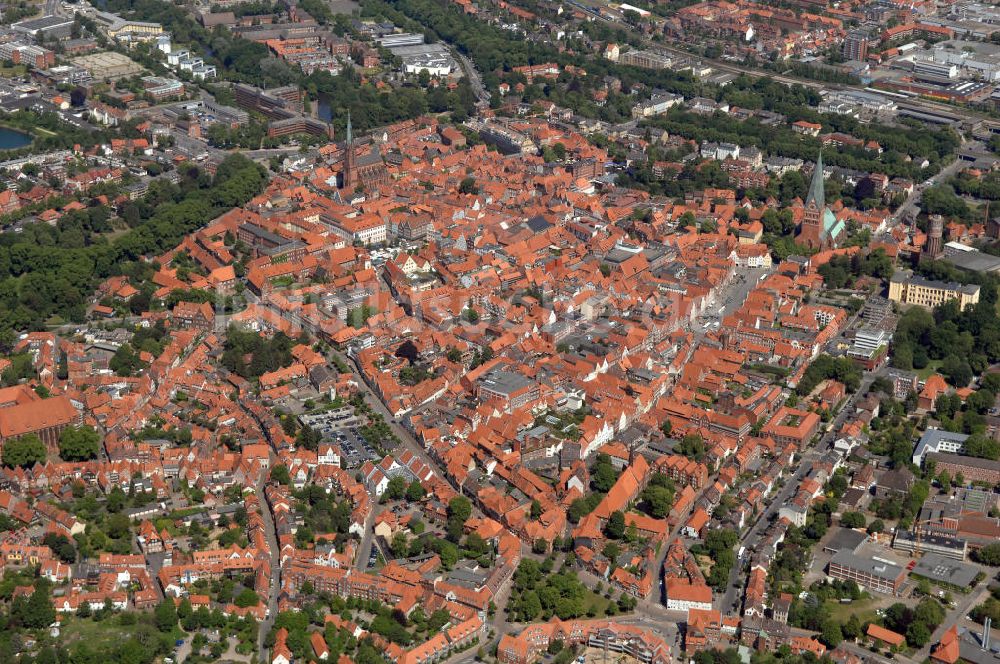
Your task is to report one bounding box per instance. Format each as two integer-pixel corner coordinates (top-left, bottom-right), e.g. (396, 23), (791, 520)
(798, 151), (827, 250)
(341, 111), (357, 191)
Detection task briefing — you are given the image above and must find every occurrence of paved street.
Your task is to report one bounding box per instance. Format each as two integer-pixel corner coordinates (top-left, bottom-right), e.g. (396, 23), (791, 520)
(283, 239), (956, 664)
(719, 446), (822, 613)
(888, 151), (970, 228)
(455, 52), (490, 105)
(719, 357), (883, 615)
(256, 475), (282, 655)
(337, 349), (454, 485)
(913, 586), (991, 662)
(354, 505), (380, 571)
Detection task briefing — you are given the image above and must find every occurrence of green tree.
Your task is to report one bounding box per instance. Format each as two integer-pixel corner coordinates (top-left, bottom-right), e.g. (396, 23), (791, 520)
(675, 434), (707, 461)
(966, 389), (995, 414)
(41, 533), (75, 563)
(935, 393), (961, 420)
(446, 496), (472, 542)
(843, 614), (862, 641)
(13, 586), (55, 629)
(973, 542), (1000, 566)
(906, 621), (931, 648)
(464, 532), (489, 556)
(567, 494), (601, 523)
(106, 512), (131, 540)
(58, 425), (101, 461)
(458, 177), (478, 194)
(271, 464), (291, 485)
(941, 354), (973, 387)
(234, 588), (260, 608)
(110, 343), (144, 376)
(2, 434), (45, 468)
(821, 619), (843, 648)
(428, 608), (451, 633)
(604, 510), (626, 539)
(641, 484), (674, 518)
(384, 476), (407, 500)
(405, 481), (426, 502)
(840, 512), (866, 529)
(966, 434), (1000, 460)
(520, 591), (542, 621)
(155, 599), (177, 632)
(436, 539), (459, 569)
(591, 454), (618, 492)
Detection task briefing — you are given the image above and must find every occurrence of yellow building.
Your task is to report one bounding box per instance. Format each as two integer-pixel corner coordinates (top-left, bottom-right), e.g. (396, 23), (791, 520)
(93, 10), (163, 39)
(888, 273), (980, 311)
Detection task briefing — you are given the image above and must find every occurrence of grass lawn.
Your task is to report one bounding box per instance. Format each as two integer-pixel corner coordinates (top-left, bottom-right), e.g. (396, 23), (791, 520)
(166, 506), (206, 519)
(0, 65), (28, 78)
(59, 615), (144, 649)
(583, 590), (612, 616)
(917, 360), (943, 380)
(695, 554), (714, 578)
(826, 597), (880, 624)
(103, 227), (132, 242)
(154, 517), (182, 536)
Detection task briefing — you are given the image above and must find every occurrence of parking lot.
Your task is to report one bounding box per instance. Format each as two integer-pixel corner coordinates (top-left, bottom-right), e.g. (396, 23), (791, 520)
(337, 428), (379, 468)
(299, 408), (378, 467)
(300, 406), (363, 431)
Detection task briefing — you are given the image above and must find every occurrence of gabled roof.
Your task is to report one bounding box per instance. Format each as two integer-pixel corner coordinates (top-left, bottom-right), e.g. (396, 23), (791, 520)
(867, 624), (905, 647)
(0, 395), (78, 440)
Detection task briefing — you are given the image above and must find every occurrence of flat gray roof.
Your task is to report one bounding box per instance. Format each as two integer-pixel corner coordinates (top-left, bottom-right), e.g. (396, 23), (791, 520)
(942, 247), (1000, 274)
(912, 552), (979, 587)
(480, 370), (533, 395)
(823, 527), (867, 554)
(830, 549), (906, 582)
(894, 530), (967, 552)
(12, 14), (74, 30)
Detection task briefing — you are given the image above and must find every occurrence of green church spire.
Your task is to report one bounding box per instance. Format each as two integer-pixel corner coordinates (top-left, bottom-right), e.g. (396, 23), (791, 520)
(806, 150), (824, 210)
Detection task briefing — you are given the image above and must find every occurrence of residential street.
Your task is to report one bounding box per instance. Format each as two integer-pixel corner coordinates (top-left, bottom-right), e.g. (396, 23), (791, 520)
(912, 585), (991, 662)
(7, 0), (1000, 661)
(354, 504), (380, 571)
(337, 349), (452, 485)
(720, 363), (883, 614)
(256, 476), (282, 656)
(888, 153), (969, 228)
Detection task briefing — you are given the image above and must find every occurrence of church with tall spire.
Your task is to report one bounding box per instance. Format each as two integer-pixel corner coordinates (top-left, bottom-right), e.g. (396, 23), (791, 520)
(797, 151), (845, 250)
(338, 111), (389, 193)
(340, 111), (357, 191)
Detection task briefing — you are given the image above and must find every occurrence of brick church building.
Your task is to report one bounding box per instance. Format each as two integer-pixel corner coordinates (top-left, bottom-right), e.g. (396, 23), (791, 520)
(797, 151), (846, 250)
